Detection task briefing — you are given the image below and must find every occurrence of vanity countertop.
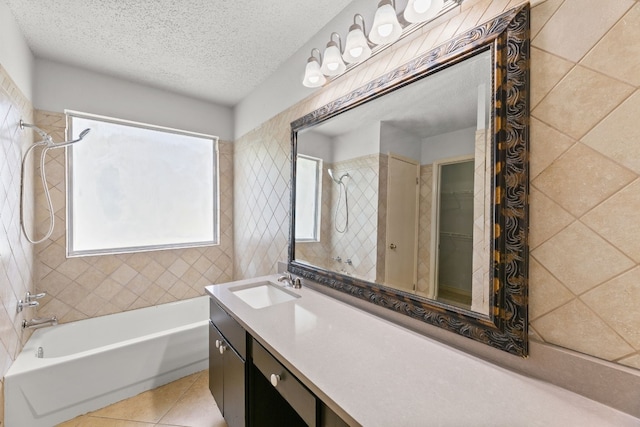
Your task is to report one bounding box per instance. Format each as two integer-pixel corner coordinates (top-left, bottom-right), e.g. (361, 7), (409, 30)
(205, 275), (640, 427)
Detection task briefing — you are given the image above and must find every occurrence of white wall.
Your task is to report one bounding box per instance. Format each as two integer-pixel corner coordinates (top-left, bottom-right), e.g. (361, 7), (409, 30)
(234, 0), (376, 139)
(0, 0), (34, 100)
(34, 58), (234, 140)
(333, 122), (380, 163)
(380, 122), (422, 162)
(298, 130), (333, 161)
(421, 127), (476, 165)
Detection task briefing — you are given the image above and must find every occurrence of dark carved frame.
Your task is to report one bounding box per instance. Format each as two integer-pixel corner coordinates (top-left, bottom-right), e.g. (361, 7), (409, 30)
(289, 4), (529, 356)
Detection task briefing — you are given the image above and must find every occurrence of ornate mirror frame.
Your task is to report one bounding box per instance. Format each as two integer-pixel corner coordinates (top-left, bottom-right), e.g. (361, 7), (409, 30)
(289, 4), (529, 356)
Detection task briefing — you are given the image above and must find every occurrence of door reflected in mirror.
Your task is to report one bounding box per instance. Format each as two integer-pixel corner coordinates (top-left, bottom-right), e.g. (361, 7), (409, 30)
(295, 50), (491, 315)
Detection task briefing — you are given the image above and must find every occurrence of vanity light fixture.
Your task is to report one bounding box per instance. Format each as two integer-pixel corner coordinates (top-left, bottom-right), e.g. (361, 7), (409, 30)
(301, 0), (463, 88)
(404, 0), (445, 23)
(342, 14), (372, 64)
(369, 0), (402, 45)
(302, 48), (327, 88)
(320, 32), (347, 76)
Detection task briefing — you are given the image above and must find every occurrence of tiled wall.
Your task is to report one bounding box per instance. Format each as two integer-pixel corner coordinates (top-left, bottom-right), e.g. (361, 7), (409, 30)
(234, 0), (640, 371)
(32, 111), (234, 323)
(528, 0), (640, 369)
(0, 65), (35, 427)
(327, 154), (380, 281)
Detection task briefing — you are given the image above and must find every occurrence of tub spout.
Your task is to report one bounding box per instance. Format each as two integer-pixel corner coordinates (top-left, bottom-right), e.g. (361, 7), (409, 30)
(22, 316), (58, 330)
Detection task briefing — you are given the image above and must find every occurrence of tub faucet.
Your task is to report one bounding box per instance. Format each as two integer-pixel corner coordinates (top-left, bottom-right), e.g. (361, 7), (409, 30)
(17, 291), (46, 313)
(22, 316), (58, 330)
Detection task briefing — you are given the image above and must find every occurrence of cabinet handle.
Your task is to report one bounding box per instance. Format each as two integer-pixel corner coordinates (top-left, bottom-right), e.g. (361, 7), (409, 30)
(389, 243), (397, 249)
(219, 344), (226, 355)
(215, 339), (221, 349)
(270, 373), (280, 387)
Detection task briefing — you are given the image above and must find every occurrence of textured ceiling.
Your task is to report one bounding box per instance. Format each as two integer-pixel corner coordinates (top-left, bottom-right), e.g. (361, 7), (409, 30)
(5, 0), (352, 106)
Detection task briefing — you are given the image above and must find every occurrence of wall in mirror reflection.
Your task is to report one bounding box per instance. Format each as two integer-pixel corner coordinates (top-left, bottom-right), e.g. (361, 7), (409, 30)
(294, 50), (493, 315)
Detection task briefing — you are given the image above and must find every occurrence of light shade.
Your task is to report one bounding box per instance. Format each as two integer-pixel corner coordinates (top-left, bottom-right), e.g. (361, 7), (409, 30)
(343, 23), (371, 64)
(302, 55), (326, 88)
(321, 40), (347, 76)
(369, 0), (402, 45)
(404, 0), (444, 23)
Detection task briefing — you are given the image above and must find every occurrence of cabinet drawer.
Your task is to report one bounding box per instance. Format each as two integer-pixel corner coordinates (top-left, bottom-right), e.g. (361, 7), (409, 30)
(253, 339), (316, 427)
(210, 299), (246, 359)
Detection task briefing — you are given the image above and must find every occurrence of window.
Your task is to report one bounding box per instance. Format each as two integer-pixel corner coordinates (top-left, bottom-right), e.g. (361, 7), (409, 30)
(66, 111), (219, 256)
(295, 155), (322, 242)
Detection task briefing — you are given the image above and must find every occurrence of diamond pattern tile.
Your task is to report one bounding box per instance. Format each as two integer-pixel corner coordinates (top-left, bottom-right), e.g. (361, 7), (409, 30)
(31, 112), (234, 324)
(230, 1), (640, 370)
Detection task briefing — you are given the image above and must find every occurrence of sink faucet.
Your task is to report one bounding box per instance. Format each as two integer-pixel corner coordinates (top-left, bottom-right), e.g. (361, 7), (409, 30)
(277, 272), (302, 289)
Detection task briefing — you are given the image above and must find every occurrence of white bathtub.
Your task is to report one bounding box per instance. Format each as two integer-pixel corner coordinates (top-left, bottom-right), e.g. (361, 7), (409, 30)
(5, 296), (209, 427)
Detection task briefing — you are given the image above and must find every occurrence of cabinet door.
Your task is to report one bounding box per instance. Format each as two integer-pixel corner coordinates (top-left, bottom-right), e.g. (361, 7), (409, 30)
(223, 347), (246, 427)
(209, 322), (224, 411)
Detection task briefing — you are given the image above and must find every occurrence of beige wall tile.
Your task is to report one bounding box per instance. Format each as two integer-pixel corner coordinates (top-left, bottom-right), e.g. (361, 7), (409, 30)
(528, 187), (574, 250)
(532, 65), (634, 140)
(532, 221), (634, 295)
(582, 267), (640, 349)
(532, 299), (634, 360)
(528, 258), (574, 320)
(532, 0), (634, 62)
(530, 48), (575, 109)
(582, 179), (640, 263)
(581, 4), (640, 86)
(529, 117), (575, 179)
(532, 143), (636, 217)
(581, 90), (640, 175)
(618, 353), (640, 370)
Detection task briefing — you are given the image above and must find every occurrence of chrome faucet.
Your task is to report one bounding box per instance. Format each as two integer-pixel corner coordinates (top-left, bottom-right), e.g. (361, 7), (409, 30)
(22, 316), (58, 330)
(277, 272), (302, 289)
(17, 291), (46, 313)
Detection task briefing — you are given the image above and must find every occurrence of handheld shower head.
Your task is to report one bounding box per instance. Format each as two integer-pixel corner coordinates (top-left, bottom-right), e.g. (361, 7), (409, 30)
(79, 128), (91, 139)
(328, 168), (349, 184)
(49, 128), (91, 148)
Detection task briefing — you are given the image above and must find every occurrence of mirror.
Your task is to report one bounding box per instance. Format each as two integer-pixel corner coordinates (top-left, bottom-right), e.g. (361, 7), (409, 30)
(290, 5), (529, 356)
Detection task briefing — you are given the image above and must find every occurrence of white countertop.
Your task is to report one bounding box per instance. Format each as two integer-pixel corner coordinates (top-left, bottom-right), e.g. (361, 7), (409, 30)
(206, 275), (640, 427)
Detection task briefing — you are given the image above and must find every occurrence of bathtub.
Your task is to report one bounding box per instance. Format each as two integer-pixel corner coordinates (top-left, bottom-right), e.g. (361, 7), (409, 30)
(5, 296), (209, 427)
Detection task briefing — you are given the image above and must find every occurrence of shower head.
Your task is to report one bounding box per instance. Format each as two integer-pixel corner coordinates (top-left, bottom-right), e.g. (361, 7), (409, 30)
(327, 168), (349, 184)
(49, 128), (91, 148)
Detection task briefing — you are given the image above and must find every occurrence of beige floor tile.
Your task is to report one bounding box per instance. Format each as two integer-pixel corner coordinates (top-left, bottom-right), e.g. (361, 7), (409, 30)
(60, 417), (156, 427)
(89, 373), (199, 423)
(159, 373), (226, 427)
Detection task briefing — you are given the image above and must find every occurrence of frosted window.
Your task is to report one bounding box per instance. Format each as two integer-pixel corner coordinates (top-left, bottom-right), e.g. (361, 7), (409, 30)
(295, 155), (322, 242)
(67, 112), (218, 256)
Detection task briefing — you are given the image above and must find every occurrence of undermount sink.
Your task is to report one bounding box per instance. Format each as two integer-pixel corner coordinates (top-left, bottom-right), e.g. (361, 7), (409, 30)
(230, 281), (300, 309)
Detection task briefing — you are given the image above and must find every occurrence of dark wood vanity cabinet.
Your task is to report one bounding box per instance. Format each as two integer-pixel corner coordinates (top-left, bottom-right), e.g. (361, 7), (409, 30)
(209, 300), (246, 427)
(209, 298), (349, 427)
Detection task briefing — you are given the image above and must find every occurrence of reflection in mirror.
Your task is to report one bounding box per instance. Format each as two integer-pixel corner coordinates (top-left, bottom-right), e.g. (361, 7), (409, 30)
(295, 50), (492, 315)
(290, 4), (529, 356)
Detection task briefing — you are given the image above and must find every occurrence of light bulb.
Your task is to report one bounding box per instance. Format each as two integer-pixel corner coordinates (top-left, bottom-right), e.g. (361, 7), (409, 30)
(369, 1), (402, 45)
(343, 22), (371, 64)
(404, 0), (443, 23)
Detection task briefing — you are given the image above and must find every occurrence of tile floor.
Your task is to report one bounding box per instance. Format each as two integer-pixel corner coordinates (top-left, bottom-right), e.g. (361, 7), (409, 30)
(56, 370), (227, 427)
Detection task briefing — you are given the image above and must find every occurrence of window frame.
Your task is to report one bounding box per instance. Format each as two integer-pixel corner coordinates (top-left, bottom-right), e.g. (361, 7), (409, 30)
(295, 154), (323, 243)
(65, 110), (220, 257)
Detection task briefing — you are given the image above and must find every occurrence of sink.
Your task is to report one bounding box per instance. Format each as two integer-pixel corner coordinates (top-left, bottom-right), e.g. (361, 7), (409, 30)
(230, 281), (300, 309)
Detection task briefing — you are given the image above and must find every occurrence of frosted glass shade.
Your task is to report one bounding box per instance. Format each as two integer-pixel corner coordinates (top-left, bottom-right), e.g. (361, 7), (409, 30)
(321, 42), (346, 76)
(369, 2), (402, 45)
(404, 0), (444, 23)
(303, 58), (326, 87)
(343, 25), (371, 63)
